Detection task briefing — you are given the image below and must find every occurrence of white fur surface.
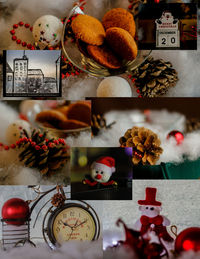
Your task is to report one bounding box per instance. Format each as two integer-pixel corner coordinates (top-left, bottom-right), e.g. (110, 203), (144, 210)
(0, 241), (103, 259)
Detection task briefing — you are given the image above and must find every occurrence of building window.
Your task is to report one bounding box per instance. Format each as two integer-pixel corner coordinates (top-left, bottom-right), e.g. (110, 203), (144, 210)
(7, 76), (12, 81)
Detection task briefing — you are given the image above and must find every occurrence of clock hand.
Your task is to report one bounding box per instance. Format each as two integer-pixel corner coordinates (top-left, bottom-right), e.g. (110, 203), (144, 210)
(73, 219), (79, 228)
(61, 220), (72, 228)
(73, 219), (87, 229)
(67, 228), (74, 241)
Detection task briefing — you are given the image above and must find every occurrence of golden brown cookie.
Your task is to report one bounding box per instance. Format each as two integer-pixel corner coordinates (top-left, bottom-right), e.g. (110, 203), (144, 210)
(55, 106), (69, 116)
(102, 8), (136, 38)
(66, 101), (91, 125)
(35, 110), (67, 127)
(59, 119), (89, 130)
(87, 44), (121, 69)
(71, 14), (106, 45)
(106, 27), (138, 61)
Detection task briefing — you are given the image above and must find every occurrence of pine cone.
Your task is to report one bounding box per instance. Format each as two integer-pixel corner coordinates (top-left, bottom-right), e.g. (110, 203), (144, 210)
(186, 118), (200, 133)
(51, 193), (65, 207)
(18, 130), (70, 175)
(119, 126), (163, 165)
(131, 56), (178, 97)
(91, 114), (106, 136)
(128, 0), (147, 16)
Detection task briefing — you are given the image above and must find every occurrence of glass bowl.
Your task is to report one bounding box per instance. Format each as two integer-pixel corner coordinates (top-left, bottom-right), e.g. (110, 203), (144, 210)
(27, 102), (91, 138)
(61, 2), (152, 78)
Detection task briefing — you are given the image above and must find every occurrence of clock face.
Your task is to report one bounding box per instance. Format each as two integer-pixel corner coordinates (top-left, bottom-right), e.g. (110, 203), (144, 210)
(49, 205), (97, 243)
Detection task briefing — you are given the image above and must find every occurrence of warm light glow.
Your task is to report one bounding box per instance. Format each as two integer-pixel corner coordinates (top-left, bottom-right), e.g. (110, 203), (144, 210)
(78, 156), (88, 167)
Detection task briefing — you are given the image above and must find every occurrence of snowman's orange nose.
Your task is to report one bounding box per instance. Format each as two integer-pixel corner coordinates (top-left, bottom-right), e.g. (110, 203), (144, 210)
(95, 174), (102, 180)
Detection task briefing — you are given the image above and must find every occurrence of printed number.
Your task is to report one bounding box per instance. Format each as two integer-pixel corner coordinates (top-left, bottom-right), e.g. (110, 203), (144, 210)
(162, 38), (166, 45)
(171, 37), (176, 44)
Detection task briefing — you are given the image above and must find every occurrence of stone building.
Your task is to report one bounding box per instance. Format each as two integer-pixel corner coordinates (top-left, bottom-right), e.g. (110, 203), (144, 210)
(6, 62), (13, 93)
(13, 51), (28, 93)
(27, 69), (44, 93)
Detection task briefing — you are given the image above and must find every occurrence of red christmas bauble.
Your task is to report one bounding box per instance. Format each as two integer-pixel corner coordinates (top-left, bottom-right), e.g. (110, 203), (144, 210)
(2, 198), (30, 226)
(175, 227), (200, 253)
(167, 130), (184, 145)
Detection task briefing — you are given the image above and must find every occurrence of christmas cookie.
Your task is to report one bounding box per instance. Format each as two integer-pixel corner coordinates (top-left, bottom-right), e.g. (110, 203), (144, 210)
(36, 110), (67, 127)
(106, 27), (138, 61)
(87, 44), (121, 69)
(102, 8), (136, 38)
(71, 14), (106, 45)
(59, 119), (89, 130)
(65, 101), (91, 125)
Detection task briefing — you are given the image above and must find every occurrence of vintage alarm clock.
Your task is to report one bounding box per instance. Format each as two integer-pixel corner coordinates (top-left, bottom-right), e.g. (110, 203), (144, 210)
(42, 200), (100, 248)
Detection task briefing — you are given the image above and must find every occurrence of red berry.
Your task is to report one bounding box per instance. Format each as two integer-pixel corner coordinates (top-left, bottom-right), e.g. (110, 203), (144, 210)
(27, 44), (32, 49)
(128, 4), (133, 9)
(12, 35), (17, 41)
(10, 144), (16, 149)
(53, 140), (59, 145)
(35, 145), (40, 150)
(138, 95), (142, 98)
(48, 47), (54, 50)
(13, 24), (18, 29)
(25, 23), (30, 28)
(30, 27), (33, 32)
(4, 146), (9, 150)
(22, 42), (27, 47)
(10, 30), (15, 35)
(17, 39), (21, 44)
(19, 21), (24, 26)
(42, 145), (48, 150)
(45, 139), (49, 142)
(31, 46), (35, 50)
(62, 74), (65, 79)
(136, 89), (140, 94)
(39, 134), (43, 138)
(0, 143), (3, 147)
(31, 142), (36, 146)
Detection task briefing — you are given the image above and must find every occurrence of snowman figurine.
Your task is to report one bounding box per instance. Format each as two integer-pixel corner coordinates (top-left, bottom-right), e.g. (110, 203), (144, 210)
(134, 187), (174, 243)
(83, 156), (117, 187)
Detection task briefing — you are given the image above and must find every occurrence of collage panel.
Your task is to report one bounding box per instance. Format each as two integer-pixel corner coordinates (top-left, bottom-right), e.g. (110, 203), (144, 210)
(0, 100), (91, 185)
(91, 98), (200, 180)
(0, 185), (103, 257)
(71, 147), (133, 200)
(103, 180), (200, 258)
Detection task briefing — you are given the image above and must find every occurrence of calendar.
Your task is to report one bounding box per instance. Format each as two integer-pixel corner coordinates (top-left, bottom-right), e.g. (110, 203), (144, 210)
(155, 11), (180, 48)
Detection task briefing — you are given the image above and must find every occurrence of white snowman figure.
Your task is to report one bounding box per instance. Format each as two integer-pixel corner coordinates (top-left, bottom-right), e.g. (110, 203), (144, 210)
(134, 187), (174, 243)
(32, 15), (63, 49)
(83, 156), (117, 187)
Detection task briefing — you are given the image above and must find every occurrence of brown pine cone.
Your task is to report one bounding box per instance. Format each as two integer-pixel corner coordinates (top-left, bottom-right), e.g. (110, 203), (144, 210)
(51, 193), (65, 207)
(131, 56), (178, 97)
(186, 118), (200, 133)
(119, 126), (163, 165)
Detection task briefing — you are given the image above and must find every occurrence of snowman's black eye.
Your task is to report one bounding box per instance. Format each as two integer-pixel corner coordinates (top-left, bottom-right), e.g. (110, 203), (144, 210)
(146, 207), (148, 210)
(150, 207), (154, 211)
(100, 171), (103, 174)
(38, 23), (41, 27)
(96, 171), (98, 174)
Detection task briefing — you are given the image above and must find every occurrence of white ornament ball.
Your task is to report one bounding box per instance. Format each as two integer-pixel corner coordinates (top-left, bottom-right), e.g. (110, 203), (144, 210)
(6, 120), (31, 145)
(97, 76), (132, 97)
(32, 15), (63, 48)
(20, 100), (42, 116)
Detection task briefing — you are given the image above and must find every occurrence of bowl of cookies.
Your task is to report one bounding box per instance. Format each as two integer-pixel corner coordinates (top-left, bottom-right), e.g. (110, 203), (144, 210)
(61, 2), (151, 77)
(28, 101), (91, 138)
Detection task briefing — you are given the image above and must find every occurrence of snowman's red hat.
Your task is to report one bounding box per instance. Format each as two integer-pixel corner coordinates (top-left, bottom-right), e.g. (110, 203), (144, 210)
(91, 156), (115, 176)
(138, 187), (162, 206)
